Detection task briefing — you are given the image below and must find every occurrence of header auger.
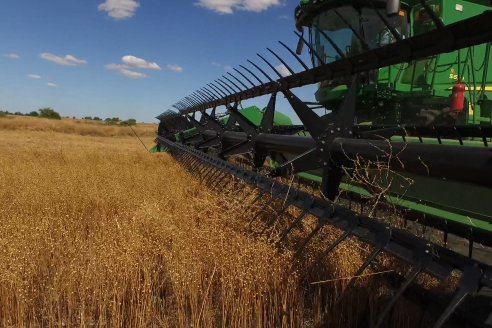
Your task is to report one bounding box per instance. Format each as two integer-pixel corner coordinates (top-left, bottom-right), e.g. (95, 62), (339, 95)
(156, 1), (492, 327)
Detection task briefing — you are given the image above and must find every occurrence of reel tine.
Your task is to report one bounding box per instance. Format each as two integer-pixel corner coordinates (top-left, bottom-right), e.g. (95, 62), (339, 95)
(208, 83), (228, 98)
(234, 67), (257, 88)
(260, 199), (293, 235)
(178, 100), (188, 110)
(208, 170), (227, 188)
(293, 222), (324, 260)
(193, 160), (205, 173)
(215, 79), (234, 95)
(247, 59), (275, 83)
(193, 92), (208, 103)
(217, 78), (236, 94)
(239, 64), (264, 85)
(190, 95), (202, 106)
(185, 96), (198, 107)
(257, 53), (283, 79)
(204, 85), (223, 99)
(332, 10), (370, 50)
(278, 40), (309, 71)
(227, 72), (249, 90)
(190, 93), (204, 105)
(374, 266), (422, 328)
(182, 98), (193, 108)
(199, 88), (217, 101)
(306, 230), (351, 272)
(432, 266), (482, 328)
(222, 75), (243, 92)
(335, 247), (381, 304)
(277, 209), (307, 245)
(293, 206), (336, 259)
(186, 154), (197, 165)
(196, 90), (213, 104)
(175, 100), (184, 109)
(202, 165), (215, 181)
(294, 31), (325, 65)
(191, 93), (204, 104)
(335, 229), (390, 304)
(200, 166), (216, 184)
(267, 47), (295, 75)
(218, 173), (233, 191)
(185, 97), (195, 109)
(312, 25), (346, 59)
(190, 158), (204, 171)
(249, 195), (275, 226)
(197, 88), (214, 101)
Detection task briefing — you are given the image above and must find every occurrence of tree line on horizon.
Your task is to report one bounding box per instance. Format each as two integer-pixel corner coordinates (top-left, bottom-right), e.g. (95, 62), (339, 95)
(0, 108), (137, 125)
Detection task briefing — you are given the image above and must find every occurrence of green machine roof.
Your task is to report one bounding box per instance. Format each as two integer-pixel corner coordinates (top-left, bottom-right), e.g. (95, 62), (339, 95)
(295, 0), (491, 29)
(233, 106), (293, 126)
(295, 0), (389, 29)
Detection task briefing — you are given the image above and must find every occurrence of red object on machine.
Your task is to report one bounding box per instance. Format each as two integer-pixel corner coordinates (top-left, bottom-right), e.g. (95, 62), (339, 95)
(450, 82), (466, 112)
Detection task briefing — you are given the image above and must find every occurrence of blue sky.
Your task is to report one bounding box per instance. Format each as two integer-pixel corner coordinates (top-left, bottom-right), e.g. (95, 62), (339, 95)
(0, 0), (316, 122)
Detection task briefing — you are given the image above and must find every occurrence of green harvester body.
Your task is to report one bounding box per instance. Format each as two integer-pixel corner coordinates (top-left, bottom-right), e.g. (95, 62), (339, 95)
(291, 0), (492, 234)
(156, 0), (492, 237)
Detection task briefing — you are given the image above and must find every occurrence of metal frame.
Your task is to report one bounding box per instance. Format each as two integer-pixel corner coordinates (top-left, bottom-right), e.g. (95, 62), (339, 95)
(155, 9), (492, 327)
(157, 135), (492, 328)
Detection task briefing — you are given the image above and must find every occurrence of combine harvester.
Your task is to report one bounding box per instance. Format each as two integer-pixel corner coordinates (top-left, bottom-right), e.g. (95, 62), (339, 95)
(156, 0), (492, 326)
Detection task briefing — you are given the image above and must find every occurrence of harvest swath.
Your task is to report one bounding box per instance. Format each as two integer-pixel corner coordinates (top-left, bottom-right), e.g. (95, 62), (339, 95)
(155, 1), (492, 327)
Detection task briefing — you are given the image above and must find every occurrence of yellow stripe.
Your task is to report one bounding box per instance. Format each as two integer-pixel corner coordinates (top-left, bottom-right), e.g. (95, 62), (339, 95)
(446, 86), (492, 91)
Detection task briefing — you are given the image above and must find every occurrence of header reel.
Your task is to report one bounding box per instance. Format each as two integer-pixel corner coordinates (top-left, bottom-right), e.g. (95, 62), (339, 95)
(156, 2), (492, 327)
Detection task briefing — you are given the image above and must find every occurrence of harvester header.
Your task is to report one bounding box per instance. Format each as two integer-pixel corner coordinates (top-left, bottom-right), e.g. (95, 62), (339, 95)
(154, 0), (492, 326)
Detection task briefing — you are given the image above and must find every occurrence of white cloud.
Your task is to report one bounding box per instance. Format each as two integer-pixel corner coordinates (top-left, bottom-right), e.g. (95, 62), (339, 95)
(40, 53), (87, 66)
(47, 82), (57, 87)
(105, 63), (126, 70)
(211, 62), (232, 71)
(27, 74), (42, 80)
(275, 64), (291, 77)
(105, 63), (148, 79)
(122, 55), (161, 70)
(106, 55), (165, 78)
(119, 68), (147, 79)
(196, 0), (282, 14)
(167, 64), (183, 73)
(5, 53), (19, 59)
(98, 0), (139, 19)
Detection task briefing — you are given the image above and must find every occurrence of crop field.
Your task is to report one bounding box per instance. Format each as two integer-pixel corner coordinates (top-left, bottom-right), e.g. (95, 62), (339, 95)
(0, 117), (299, 327)
(0, 116), (431, 327)
(3, 0), (492, 326)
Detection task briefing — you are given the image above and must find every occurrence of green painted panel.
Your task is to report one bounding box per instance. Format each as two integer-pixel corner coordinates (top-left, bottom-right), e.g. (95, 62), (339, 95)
(223, 106), (293, 126)
(298, 171), (492, 233)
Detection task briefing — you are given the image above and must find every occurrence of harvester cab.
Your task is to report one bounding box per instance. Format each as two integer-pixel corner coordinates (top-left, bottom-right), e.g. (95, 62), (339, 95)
(296, 0), (492, 126)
